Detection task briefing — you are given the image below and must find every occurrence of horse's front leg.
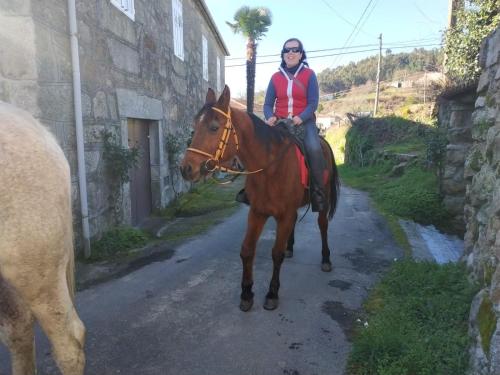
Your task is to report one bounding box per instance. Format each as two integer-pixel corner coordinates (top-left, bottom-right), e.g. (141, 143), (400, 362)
(264, 213), (296, 310)
(240, 208), (268, 312)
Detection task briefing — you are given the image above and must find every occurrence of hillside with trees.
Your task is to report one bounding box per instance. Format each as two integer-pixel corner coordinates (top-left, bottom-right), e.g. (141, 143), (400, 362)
(317, 48), (442, 94)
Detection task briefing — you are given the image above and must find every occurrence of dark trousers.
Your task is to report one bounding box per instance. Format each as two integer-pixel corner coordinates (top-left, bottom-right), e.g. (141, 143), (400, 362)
(303, 119), (326, 192)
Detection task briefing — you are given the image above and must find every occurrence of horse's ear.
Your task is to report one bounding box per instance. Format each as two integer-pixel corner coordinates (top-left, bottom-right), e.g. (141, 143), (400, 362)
(205, 88), (216, 104)
(216, 85), (231, 110)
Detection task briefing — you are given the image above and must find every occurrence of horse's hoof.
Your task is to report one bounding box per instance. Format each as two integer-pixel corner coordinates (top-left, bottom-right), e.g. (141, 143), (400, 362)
(240, 299), (253, 312)
(285, 250), (293, 258)
(321, 262), (332, 272)
(263, 298), (279, 310)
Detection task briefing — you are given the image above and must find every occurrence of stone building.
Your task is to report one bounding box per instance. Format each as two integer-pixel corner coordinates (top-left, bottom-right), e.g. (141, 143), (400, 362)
(437, 83), (476, 235)
(463, 26), (500, 375)
(0, 0), (228, 253)
(438, 25), (500, 374)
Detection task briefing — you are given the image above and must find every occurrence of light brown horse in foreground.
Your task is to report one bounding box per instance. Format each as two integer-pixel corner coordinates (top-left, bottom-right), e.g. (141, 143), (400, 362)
(0, 102), (85, 375)
(180, 86), (340, 311)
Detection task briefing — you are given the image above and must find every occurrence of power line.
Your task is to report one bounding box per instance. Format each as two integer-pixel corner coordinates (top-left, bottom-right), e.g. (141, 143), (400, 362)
(225, 37), (442, 61)
(320, 0), (375, 38)
(225, 43), (442, 68)
(250, 37), (437, 61)
(350, 0), (380, 52)
(329, 0), (375, 68)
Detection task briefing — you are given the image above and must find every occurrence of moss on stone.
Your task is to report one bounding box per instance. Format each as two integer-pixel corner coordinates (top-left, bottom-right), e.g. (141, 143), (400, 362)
(468, 149), (484, 172)
(478, 295), (497, 356)
(483, 262), (495, 286)
(485, 93), (496, 108)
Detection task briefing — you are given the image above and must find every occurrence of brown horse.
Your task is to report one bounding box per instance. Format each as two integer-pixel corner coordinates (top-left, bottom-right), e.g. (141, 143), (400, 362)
(0, 102), (85, 375)
(180, 86), (339, 311)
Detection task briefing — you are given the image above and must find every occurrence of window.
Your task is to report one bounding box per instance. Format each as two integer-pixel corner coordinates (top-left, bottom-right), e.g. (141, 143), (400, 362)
(202, 35), (208, 81)
(172, 0), (184, 60)
(111, 0), (135, 20)
(216, 56), (221, 92)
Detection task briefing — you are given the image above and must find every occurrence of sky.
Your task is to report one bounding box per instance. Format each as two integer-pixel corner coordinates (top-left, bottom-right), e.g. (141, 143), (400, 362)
(204, 0), (449, 98)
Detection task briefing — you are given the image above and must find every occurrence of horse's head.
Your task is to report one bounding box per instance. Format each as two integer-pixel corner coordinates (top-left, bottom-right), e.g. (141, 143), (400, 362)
(180, 85), (237, 182)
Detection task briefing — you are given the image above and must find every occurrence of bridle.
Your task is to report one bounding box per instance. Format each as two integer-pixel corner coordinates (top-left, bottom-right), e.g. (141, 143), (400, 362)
(186, 106), (263, 175)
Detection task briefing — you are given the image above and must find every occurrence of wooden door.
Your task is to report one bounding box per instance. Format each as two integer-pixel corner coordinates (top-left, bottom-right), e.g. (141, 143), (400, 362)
(128, 119), (152, 226)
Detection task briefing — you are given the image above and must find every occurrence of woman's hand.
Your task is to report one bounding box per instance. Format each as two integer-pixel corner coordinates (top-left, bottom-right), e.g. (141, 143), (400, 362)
(292, 116), (303, 125)
(266, 116), (277, 126)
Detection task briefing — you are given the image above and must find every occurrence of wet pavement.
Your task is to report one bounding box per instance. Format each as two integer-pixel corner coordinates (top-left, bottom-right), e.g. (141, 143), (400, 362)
(0, 186), (403, 375)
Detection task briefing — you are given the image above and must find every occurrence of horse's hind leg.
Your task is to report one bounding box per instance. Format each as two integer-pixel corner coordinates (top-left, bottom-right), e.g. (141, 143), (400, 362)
(264, 214), (295, 310)
(284, 212), (297, 258)
(318, 211), (332, 272)
(240, 209), (268, 312)
(29, 281), (85, 375)
(0, 276), (36, 375)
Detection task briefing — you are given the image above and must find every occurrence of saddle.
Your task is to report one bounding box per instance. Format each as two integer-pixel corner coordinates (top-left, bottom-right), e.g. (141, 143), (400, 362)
(276, 119), (310, 188)
(276, 119), (329, 189)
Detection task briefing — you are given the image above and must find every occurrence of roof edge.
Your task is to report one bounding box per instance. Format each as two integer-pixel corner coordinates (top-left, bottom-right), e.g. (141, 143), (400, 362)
(195, 0), (230, 56)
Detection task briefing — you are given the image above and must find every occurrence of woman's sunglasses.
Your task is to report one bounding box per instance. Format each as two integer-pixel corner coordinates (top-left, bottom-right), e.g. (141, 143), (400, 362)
(282, 47), (302, 54)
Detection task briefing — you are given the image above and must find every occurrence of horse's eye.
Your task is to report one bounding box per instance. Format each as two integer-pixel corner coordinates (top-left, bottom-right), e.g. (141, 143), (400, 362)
(208, 121), (220, 132)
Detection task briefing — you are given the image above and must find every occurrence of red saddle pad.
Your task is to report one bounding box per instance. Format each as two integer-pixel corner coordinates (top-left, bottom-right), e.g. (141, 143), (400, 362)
(295, 146), (329, 188)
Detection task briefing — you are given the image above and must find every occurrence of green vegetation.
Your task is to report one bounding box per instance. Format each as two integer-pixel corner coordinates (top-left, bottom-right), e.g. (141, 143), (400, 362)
(158, 178), (243, 219)
(331, 114), (476, 375)
(348, 260), (478, 375)
(318, 49), (442, 93)
(102, 130), (140, 185)
(338, 163), (449, 229)
(89, 226), (149, 261)
(478, 296), (496, 356)
(86, 178), (244, 262)
(444, 0), (499, 83)
(226, 5), (272, 113)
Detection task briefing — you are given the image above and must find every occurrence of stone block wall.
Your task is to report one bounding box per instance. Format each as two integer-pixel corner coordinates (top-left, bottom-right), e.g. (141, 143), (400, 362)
(437, 85), (476, 235)
(463, 26), (500, 375)
(0, 0), (227, 247)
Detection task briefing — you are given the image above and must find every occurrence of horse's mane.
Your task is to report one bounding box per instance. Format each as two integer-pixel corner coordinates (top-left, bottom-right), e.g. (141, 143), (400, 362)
(195, 105), (292, 152)
(247, 112), (292, 151)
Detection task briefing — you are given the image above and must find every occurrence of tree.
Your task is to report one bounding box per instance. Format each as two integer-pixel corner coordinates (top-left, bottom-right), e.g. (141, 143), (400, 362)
(226, 6), (272, 113)
(444, 0), (499, 83)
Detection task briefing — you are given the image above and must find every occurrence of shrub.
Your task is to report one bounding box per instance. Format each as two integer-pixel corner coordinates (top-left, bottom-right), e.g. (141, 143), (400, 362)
(91, 227), (148, 260)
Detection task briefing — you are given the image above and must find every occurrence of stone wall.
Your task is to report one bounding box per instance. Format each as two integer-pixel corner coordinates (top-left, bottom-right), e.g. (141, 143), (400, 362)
(463, 26), (500, 375)
(0, 0), (227, 246)
(437, 85), (476, 235)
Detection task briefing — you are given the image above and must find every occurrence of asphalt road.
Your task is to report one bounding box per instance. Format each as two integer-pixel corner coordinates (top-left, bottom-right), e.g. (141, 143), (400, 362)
(0, 186), (402, 375)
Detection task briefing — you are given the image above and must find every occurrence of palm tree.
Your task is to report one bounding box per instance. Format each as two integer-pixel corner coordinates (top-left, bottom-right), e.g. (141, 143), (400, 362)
(226, 6), (272, 113)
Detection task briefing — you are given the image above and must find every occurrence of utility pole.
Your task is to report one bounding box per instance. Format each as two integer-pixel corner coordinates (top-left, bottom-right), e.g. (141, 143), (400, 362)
(373, 33), (382, 117)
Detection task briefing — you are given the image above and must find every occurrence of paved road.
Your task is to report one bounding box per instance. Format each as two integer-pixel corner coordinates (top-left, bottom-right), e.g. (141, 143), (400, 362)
(0, 186), (402, 375)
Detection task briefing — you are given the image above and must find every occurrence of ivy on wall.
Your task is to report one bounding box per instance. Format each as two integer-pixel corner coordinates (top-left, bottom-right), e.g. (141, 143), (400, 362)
(444, 0), (500, 83)
(101, 130), (140, 185)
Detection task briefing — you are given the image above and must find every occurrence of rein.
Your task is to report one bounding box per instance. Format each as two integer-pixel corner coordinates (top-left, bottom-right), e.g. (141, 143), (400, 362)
(186, 107), (263, 175)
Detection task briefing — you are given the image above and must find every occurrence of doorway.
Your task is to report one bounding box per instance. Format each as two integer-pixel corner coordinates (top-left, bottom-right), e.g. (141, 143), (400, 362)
(127, 119), (152, 226)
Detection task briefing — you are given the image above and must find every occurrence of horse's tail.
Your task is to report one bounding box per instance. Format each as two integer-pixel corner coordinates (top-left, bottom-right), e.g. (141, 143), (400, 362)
(325, 139), (340, 220)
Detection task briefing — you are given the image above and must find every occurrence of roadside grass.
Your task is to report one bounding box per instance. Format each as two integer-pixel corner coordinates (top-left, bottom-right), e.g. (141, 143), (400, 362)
(87, 226), (151, 261)
(347, 260), (478, 375)
(158, 177), (244, 218)
(332, 115), (476, 375)
(86, 177), (244, 262)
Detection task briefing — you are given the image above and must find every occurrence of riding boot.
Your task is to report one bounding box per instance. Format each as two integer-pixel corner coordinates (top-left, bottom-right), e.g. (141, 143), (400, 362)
(302, 120), (327, 212)
(236, 188), (250, 205)
(310, 166), (327, 212)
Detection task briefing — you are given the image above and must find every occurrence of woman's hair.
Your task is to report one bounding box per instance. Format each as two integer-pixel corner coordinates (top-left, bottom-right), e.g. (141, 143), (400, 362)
(280, 38), (309, 68)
